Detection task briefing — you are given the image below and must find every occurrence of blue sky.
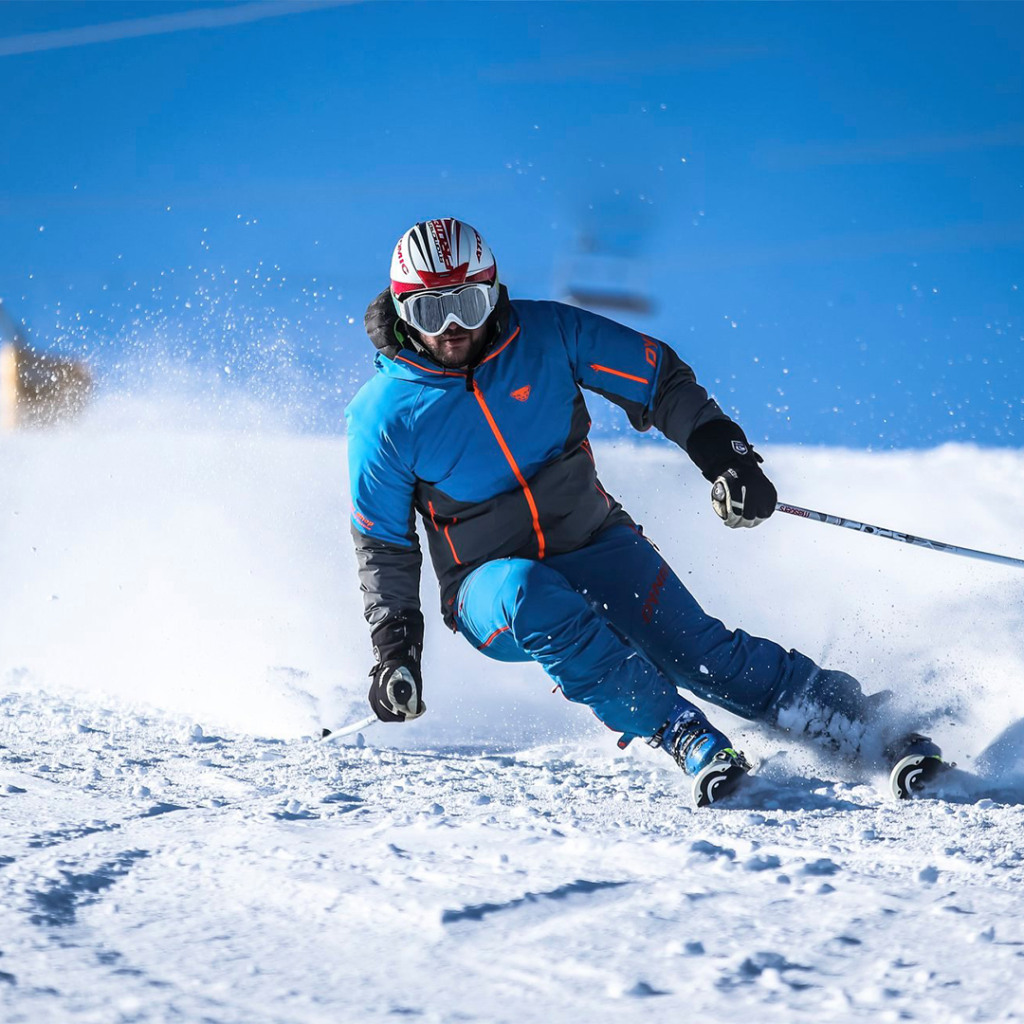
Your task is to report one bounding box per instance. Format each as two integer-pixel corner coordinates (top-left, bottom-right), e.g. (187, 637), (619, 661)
(1, 1), (1022, 445)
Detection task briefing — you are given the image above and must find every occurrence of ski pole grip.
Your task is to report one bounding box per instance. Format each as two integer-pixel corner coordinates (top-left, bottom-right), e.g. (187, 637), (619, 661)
(712, 481), (726, 503)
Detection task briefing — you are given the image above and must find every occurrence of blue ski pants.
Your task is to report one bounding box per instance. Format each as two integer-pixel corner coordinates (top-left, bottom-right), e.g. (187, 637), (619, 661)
(455, 524), (863, 744)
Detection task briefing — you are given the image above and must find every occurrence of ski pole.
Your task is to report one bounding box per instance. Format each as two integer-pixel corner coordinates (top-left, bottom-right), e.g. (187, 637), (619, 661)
(772, 498), (1024, 570)
(321, 713), (378, 743)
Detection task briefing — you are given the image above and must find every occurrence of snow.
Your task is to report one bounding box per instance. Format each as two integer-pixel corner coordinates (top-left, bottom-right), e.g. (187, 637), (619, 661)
(3, 417), (1024, 1022)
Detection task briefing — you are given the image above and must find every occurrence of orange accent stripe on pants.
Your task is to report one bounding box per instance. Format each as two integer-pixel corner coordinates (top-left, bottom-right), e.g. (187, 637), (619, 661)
(478, 625), (511, 649)
(471, 382), (547, 559)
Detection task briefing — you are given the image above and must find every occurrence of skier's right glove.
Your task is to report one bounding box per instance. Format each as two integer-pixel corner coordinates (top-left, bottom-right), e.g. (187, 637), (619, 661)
(367, 614), (426, 723)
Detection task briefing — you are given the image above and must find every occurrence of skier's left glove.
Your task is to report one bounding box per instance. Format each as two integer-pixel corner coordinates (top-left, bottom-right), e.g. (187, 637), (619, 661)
(686, 419), (777, 529)
(367, 614), (426, 723)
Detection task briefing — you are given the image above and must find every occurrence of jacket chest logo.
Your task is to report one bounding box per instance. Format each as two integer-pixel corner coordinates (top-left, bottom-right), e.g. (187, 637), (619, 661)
(510, 385), (531, 403)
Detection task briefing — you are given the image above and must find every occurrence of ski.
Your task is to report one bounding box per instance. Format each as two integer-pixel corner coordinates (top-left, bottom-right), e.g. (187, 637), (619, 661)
(887, 756), (1024, 804)
(889, 752), (953, 800)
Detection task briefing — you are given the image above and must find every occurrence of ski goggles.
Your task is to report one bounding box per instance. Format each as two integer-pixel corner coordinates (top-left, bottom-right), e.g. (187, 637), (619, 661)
(394, 281), (499, 336)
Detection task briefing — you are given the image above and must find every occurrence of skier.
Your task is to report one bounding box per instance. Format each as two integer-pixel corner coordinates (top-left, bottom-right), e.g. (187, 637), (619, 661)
(347, 218), (941, 805)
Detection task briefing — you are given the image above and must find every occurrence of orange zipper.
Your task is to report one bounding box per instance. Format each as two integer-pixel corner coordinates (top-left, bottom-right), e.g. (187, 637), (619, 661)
(471, 381), (546, 559)
(428, 500), (462, 565)
(443, 522), (462, 565)
(589, 363), (649, 385)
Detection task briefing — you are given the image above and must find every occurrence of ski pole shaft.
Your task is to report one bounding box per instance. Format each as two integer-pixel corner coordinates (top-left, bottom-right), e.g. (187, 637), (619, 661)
(321, 713), (378, 743)
(774, 500), (1024, 570)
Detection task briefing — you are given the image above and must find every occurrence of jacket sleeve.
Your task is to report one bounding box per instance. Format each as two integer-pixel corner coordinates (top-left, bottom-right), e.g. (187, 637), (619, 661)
(346, 401), (423, 637)
(554, 301), (731, 451)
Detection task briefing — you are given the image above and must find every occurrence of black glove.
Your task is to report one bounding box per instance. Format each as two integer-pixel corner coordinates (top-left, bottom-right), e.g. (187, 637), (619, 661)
(686, 419), (777, 529)
(364, 288), (410, 357)
(367, 614), (425, 723)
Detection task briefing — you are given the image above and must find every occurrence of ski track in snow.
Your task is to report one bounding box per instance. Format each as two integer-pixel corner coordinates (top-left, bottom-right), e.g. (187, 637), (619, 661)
(3, 692), (1024, 1023)
(3, 427), (1024, 1021)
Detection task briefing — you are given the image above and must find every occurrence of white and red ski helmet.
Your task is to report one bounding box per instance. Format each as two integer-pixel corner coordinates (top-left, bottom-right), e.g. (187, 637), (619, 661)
(390, 218), (497, 297)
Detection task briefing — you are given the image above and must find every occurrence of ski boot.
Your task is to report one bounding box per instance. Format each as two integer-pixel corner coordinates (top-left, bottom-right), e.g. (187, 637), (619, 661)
(652, 705), (752, 808)
(887, 733), (951, 799)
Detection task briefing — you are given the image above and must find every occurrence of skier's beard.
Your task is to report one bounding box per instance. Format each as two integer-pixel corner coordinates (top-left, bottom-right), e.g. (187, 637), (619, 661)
(415, 323), (491, 370)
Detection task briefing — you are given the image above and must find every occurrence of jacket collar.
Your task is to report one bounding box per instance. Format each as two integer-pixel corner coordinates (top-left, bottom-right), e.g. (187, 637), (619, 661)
(378, 304), (521, 381)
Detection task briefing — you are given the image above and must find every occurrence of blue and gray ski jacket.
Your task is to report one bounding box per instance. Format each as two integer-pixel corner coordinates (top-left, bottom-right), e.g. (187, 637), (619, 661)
(346, 298), (733, 636)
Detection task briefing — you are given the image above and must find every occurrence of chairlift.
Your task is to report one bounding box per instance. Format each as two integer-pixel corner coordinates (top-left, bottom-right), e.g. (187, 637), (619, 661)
(556, 239), (654, 317)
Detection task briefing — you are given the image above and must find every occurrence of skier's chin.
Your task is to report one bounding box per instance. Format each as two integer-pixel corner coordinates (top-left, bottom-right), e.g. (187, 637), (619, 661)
(422, 329), (487, 369)
(436, 340), (472, 367)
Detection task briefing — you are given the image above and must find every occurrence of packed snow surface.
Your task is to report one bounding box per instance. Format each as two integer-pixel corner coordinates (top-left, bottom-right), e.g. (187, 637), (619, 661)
(3, 420), (1024, 1022)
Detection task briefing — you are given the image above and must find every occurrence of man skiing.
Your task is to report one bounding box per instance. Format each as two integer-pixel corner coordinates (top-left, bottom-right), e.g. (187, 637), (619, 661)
(346, 217), (940, 806)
